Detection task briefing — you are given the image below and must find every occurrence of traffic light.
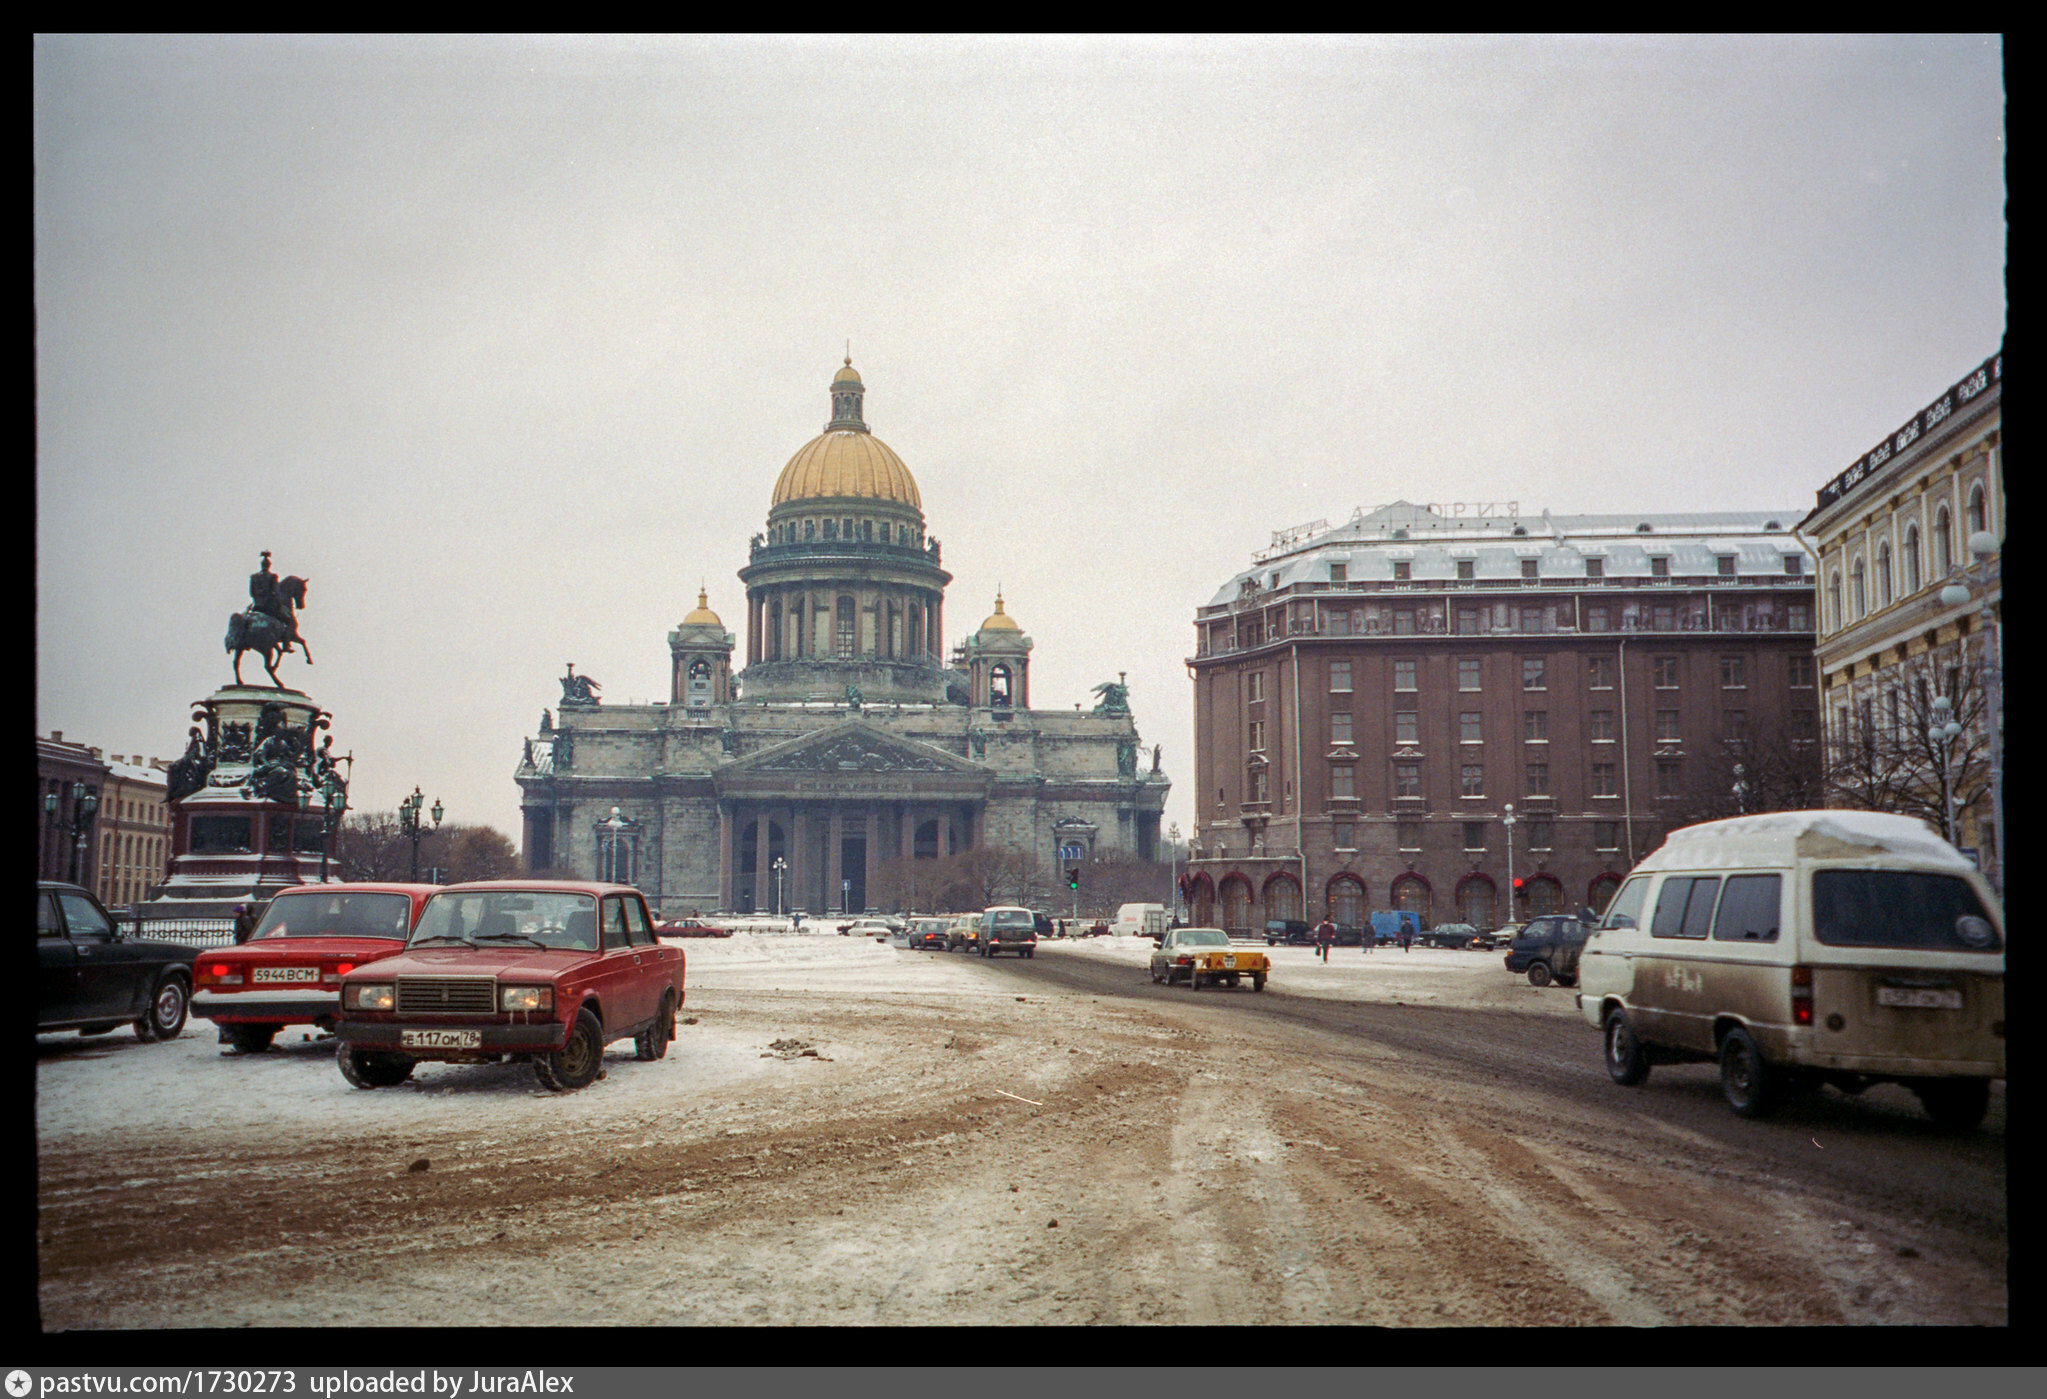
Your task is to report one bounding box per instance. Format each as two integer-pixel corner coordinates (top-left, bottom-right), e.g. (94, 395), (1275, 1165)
(1066, 866), (1079, 890)
(1513, 877), (1525, 891)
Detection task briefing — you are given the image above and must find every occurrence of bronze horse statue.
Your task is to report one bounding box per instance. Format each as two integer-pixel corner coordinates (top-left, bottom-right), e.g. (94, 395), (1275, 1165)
(226, 575), (313, 687)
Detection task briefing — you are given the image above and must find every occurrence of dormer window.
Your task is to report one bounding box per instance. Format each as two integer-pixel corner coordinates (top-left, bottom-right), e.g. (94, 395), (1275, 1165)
(1457, 560), (1475, 581)
(1329, 562), (1347, 584)
(1716, 556), (1735, 577)
(1393, 561), (1411, 581)
(1586, 557), (1604, 579)
(1520, 559), (1538, 580)
(1650, 557), (1670, 578)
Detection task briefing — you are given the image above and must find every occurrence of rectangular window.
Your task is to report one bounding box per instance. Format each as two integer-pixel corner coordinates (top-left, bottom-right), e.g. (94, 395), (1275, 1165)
(1527, 818), (1553, 850)
(1458, 658), (1482, 691)
(1463, 822), (1487, 851)
(1789, 709), (1817, 741)
(1655, 709), (1680, 741)
(1330, 712), (1353, 745)
(1588, 656), (1615, 689)
(1650, 556), (1670, 578)
(1329, 660), (1353, 692)
(1333, 821), (1356, 850)
(1788, 603), (1812, 631)
(1587, 709), (1615, 742)
(1653, 604), (1675, 631)
(1248, 767), (1269, 803)
(1460, 712), (1483, 744)
(1521, 605), (1550, 633)
(1587, 605), (1609, 632)
(1720, 655), (1746, 689)
(1784, 555), (1804, 577)
(1394, 762), (1421, 798)
(1523, 710), (1548, 741)
(1788, 655), (1814, 687)
(1591, 763), (1617, 797)
(1652, 876), (1717, 940)
(1329, 562), (1347, 584)
(1594, 821), (1620, 851)
(1327, 610), (1348, 635)
(1656, 759), (1682, 798)
(1717, 556), (1736, 577)
(1457, 607), (1482, 635)
(1520, 559), (1538, 580)
(1653, 656), (1679, 688)
(1711, 873), (1781, 942)
(1397, 820), (1422, 851)
(1586, 557), (1604, 580)
(1813, 871), (1994, 949)
(1522, 657), (1547, 690)
(1457, 560), (1476, 581)
(1723, 710), (1749, 740)
(1248, 672), (1266, 703)
(1330, 764), (1356, 799)
(1395, 710), (1419, 745)
(1393, 659), (1418, 692)
(1394, 609), (1416, 635)
(1460, 764), (1484, 797)
(1525, 764), (1550, 796)
(1249, 719), (1266, 752)
(1392, 560), (1411, 581)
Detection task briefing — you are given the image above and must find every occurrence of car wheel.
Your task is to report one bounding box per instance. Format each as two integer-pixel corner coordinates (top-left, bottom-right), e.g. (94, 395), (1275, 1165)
(134, 975), (189, 1042)
(1252, 973), (1266, 992)
(1186, 971), (1202, 990)
(228, 1023), (279, 1054)
(1150, 965), (1163, 984)
(1913, 1078), (1991, 1131)
(1719, 1027), (1779, 1119)
(1603, 1008), (1651, 1086)
(337, 1041), (415, 1089)
(1526, 962), (1552, 988)
(1556, 973), (1578, 988)
(635, 992), (675, 1061)
(535, 1008), (605, 1092)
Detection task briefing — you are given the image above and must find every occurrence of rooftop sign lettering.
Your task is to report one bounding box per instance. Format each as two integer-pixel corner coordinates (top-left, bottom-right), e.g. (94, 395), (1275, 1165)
(1816, 349), (2001, 513)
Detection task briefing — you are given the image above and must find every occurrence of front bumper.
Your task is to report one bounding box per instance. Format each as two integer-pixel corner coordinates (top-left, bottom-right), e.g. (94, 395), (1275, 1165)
(193, 988), (341, 1023)
(339, 1020), (572, 1056)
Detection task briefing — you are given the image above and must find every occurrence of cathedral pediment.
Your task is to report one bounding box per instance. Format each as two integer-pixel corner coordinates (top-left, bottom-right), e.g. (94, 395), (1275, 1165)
(712, 718), (990, 798)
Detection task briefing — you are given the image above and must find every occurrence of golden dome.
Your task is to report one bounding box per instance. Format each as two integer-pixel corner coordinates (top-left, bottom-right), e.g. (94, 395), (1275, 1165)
(771, 430), (922, 509)
(832, 357), (862, 385)
(682, 588), (722, 627)
(979, 592), (1021, 632)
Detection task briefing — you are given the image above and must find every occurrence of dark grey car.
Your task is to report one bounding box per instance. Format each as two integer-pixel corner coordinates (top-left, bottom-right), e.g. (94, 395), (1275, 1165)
(1503, 914), (1592, 988)
(37, 882), (198, 1041)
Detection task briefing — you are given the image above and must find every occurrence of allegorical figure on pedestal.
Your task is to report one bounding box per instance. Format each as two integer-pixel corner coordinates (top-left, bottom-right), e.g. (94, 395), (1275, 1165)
(226, 550), (313, 687)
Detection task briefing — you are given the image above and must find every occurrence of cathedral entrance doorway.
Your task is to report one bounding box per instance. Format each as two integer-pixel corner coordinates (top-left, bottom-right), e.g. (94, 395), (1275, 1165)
(841, 837), (867, 912)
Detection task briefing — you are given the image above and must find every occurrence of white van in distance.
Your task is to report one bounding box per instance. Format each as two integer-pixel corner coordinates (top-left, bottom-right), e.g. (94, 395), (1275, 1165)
(1109, 903), (1171, 938)
(1578, 811), (2003, 1127)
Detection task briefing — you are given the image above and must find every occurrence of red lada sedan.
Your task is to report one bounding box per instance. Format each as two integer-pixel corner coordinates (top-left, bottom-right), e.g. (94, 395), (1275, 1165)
(335, 881), (686, 1093)
(191, 883), (438, 1053)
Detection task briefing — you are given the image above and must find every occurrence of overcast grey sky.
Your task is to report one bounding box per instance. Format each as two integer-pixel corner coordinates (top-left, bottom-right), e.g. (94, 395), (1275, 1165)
(35, 34), (2006, 847)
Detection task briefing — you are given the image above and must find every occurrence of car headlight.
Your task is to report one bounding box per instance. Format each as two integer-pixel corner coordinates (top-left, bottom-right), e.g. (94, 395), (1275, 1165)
(346, 983), (395, 1011)
(500, 985), (553, 1012)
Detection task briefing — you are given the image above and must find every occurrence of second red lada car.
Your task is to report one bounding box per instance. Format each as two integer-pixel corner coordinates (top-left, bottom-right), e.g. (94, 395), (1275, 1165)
(191, 883), (438, 1053)
(334, 881), (686, 1093)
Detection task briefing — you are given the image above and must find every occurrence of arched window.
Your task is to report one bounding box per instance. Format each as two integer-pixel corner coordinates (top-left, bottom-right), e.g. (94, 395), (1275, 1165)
(835, 595), (857, 657)
(1327, 875), (1365, 927)
(1967, 482), (1987, 536)
(1191, 875), (1215, 927)
(1827, 572), (1842, 632)
(1392, 874), (1431, 926)
(861, 519), (873, 542)
(1525, 875), (1563, 917)
(990, 664), (1012, 708)
(1219, 876), (1253, 932)
(1588, 873), (1623, 915)
(1851, 558), (1866, 619)
(1934, 506), (1953, 576)
(1904, 525), (1921, 593)
(1457, 875), (1495, 930)
(1263, 874), (1303, 924)
(803, 519), (816, 542)
(1877, 542), (1892, 608)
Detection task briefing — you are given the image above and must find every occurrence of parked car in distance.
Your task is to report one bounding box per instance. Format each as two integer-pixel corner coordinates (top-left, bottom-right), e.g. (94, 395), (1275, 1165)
(906, 918), (950, 951)
(845, 919), (894, 941)
(979, 906), (1038, 958)
(1151, 927), (1269, 991)
(1505, 914), (1592, 987)
(1264, 919), (1312, 946)
(1477, 922), (1522, 951)
(656, 916), (731, 938)
(334, 880), (686, 1093)
(1033, 910), (1056, 940)
(192, 883), (438, 1053)
(1418, 921), (1484, 950)
(38, 882), (198, 1043)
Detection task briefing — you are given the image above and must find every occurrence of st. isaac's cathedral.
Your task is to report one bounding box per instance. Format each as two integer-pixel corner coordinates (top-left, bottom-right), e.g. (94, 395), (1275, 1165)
(516, 359), (1171, 914)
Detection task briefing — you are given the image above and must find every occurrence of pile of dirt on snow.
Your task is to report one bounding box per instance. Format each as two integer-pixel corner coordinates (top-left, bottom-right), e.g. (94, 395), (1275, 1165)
(761, 1038), (832, 1061)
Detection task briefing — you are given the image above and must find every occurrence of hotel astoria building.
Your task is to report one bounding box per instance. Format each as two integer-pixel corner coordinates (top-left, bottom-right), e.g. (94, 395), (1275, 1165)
(1185, 503), (1818, 933)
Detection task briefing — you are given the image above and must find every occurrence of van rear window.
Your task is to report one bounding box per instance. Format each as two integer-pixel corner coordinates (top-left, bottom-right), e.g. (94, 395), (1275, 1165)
(1811, 871), (1996, 950)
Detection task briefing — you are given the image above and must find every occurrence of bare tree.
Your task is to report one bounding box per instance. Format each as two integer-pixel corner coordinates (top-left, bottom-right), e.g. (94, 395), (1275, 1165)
(1824, 655), (1993, 843)
(336, 812), (524, 884)
(1671, 726), (1826, 827)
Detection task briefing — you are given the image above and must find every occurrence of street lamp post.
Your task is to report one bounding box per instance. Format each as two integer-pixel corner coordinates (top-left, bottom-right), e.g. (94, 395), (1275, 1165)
(1732, 763), (1750, 816)
(399, 787), (443, 883)
(599, 806), (629, 884)
(772, 856), (787, 916)
(1501, 802), (1516, 933)
(1930, 694), (1963, 846)
(1940, 530), (2002, 894)
(47, 784), (100, 886)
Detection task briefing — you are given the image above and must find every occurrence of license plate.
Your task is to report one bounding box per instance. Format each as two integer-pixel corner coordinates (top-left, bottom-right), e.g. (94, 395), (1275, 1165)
(1877, 986), (1962, 1010)
(401, 1029), (482, 1049)
(252, 967), (320, 983)
(1224, 956), (1237, 968)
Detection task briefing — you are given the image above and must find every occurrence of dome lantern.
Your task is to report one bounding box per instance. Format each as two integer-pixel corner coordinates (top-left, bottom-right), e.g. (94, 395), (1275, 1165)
(828, 356), (867, 433)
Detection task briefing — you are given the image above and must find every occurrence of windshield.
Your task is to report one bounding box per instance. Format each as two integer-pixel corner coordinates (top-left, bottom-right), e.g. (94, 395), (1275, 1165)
(253, 891), (413, 940)
(1177, 929), (1230, 947)
(1812, 870), (1999, 950)
(412, 891), (599, 950)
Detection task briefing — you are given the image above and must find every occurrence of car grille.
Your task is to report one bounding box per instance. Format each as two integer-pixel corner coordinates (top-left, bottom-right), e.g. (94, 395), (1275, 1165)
(395, 977), (495, 1014)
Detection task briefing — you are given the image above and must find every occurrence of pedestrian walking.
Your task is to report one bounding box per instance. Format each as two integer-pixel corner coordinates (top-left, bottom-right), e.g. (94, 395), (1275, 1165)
(231, 904), (256, 945)
(1399, 925), (1412, 953)
(1315, 915), (1336, 963)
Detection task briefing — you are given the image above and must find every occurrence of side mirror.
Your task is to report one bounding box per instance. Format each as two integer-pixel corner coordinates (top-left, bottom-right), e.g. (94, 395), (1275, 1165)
(1578, 906), (1599, 926)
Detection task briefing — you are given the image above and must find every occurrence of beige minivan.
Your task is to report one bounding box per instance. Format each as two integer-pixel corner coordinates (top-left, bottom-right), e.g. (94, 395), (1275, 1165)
(1577, 811), (2003, 1127)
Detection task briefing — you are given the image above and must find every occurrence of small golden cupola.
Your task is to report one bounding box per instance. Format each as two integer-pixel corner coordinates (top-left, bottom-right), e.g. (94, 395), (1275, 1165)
(967, 591), (1032, 710)
(670, 587), (734, 710)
